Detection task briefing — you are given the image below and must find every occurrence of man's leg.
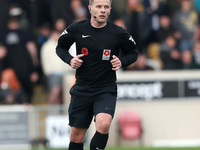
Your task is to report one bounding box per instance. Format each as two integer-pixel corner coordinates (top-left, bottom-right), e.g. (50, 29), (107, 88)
(90, 113), (112, 150)
(68, 127), (87, 150)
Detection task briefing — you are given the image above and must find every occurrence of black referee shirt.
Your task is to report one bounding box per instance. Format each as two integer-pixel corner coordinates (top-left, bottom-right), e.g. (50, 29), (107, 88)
(56, 19), (138, 86)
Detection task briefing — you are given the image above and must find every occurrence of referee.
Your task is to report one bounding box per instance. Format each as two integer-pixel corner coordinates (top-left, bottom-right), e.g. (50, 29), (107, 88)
(56, 0), (138, 149)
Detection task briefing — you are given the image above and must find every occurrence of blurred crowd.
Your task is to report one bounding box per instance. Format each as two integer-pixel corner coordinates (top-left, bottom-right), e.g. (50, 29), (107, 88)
(0, 0), (200, 105)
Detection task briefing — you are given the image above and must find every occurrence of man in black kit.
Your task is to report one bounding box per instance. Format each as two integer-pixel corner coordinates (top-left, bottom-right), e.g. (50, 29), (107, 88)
(56, 0), (138, 149)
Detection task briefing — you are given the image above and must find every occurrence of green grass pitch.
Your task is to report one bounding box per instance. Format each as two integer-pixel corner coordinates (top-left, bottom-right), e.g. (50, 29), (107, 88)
(32, 147), (200, 150)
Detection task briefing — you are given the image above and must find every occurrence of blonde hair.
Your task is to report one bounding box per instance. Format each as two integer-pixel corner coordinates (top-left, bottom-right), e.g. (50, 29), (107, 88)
(89, 0), (112, 5)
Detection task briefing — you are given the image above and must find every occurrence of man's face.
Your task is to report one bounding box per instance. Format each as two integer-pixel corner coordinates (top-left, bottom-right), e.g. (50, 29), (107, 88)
(89, 0), (111, 25)
(181, 0), (192, 12)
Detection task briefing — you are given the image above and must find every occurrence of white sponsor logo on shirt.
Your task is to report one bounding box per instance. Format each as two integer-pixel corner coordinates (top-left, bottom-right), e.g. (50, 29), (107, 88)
(82, 35), (90, 38)
(60, 30), (68, 37)
(129, 36), (136, 44)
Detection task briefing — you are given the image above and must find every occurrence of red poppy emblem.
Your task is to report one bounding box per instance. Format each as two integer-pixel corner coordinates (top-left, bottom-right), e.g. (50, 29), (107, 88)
(104, 50), (110, 56)
(82, 48), (88, 55)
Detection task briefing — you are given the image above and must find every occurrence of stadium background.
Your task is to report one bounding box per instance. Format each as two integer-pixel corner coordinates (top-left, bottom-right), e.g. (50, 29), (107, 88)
(0, 0), (200, 149)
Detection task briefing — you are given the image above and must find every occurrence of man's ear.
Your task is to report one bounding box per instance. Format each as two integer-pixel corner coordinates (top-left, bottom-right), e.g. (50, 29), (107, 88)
(88, 5), (91, 12)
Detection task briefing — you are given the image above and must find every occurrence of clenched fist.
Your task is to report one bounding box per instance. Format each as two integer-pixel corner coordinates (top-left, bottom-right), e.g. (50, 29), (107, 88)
(110, 55), (122, 70)
(70, 54), (84, 69)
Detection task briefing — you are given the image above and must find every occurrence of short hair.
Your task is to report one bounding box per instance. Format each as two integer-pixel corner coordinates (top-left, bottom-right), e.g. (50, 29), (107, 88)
(89, 0), (112, 5)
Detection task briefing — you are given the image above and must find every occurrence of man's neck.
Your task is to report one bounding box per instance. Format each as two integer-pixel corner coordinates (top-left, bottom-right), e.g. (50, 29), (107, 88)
(90, 19), (107, 28)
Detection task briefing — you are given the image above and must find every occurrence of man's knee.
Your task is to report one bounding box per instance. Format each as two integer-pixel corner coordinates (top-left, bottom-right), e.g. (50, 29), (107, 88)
(96, 113), (112, 134)
(97, 121), (111, 133)
(70, 127), (87, 143)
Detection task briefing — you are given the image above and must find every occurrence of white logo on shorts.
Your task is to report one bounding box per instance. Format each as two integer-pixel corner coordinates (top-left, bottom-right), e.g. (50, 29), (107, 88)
(96, 147), (104, 150)
(105, 107), (112, 110)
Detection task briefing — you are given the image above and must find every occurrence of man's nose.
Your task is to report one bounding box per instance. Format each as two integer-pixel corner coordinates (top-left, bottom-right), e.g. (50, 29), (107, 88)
(101, 7), (106, 13)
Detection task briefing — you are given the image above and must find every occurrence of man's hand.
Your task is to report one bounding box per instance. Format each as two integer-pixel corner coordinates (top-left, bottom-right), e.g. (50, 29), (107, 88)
(70, 54), (84, 69)
(110, 55), (122, 71)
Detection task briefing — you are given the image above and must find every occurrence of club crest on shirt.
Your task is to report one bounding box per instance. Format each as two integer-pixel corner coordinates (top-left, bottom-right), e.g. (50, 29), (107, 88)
(102, 49), (111, 60)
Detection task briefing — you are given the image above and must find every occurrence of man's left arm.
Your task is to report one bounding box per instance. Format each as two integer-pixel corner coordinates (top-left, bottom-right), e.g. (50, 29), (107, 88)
(119, 31), (138, 68)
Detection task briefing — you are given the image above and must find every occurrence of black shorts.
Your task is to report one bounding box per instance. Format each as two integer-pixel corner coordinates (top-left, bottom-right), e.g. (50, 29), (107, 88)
(68, 83), (117, 128)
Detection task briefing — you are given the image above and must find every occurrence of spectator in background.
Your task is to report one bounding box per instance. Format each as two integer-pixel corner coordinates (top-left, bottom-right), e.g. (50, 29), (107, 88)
(37, 22), (52, 49)
(172, 0), (199, 52)
(123, 0), (152, 53)
(113, 17), (126, 29)
(0, 68), (27, 104)
(181, 50), (198, 69)
(156, 15), (175, 43)
(0, 0), (10, 34)
(40, 30), (70, 105)
(31, 0), (52, 29)
(111, 0), (127, 17)
(165, 0), (180, 18)
(142, 0), (168, 43)
(0, 17), (39, 103)
(51, 0), (73, 27)
(146, 42), (163, 70)
(36, 22), (52, 84)
(160, 35), (181, 69)
(193, 41), (200, 68)
(70, 0), (87, 22)
(82, 0), (89, 6)
(194, 0), (200, 24)
(54, 18), (66, 33)
(198, 26), (200, 41)
(124, 54), (153, 71)
(143, 0), (167, 30)
(51, 0), (89, 27)
(0, 45), (7, 75)
(8, 4), (30, 31)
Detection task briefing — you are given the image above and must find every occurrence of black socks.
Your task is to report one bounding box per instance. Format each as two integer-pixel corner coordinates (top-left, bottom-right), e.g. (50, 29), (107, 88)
(90, 131), (109, 150)
(68, 142), (83, 150)
(68, 131), (108, 150)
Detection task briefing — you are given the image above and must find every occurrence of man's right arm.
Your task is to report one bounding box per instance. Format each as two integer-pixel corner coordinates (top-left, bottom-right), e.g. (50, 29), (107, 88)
(56, 29), (74, 65)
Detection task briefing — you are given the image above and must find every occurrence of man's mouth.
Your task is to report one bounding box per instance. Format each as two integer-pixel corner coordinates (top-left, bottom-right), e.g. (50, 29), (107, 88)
(99, 15), (105, 18)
